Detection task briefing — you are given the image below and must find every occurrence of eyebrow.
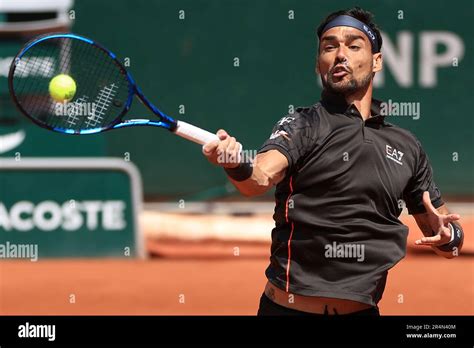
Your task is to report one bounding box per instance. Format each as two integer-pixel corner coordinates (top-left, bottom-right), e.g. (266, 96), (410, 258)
(321, 34), (367, 43)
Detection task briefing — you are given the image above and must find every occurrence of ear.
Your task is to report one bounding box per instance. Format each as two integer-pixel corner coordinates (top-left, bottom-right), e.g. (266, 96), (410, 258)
(316, 58), (320, 74)
(372, 52), (383, 73)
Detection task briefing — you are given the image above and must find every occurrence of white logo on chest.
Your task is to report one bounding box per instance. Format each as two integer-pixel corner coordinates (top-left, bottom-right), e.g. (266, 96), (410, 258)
(269, 130), (289, 139)
(385, 144), (404, 165)
(277, 116), (295, 126)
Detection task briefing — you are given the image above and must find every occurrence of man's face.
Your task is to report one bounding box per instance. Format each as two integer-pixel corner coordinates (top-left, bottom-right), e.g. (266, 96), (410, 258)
(317, 26), (379, 95)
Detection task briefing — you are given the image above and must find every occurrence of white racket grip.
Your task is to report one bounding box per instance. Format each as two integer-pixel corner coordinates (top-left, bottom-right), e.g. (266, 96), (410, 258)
(174, 120), (219, 145)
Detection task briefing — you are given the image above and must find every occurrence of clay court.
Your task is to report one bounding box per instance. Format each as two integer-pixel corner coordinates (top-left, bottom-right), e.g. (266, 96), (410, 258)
(0, 0), (472, 322)
(1, 211), (472, 316)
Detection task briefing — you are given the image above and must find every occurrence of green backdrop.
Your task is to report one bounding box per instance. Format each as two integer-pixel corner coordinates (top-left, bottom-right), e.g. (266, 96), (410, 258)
(1, 0), (473, 198)
(0, 165), (139, 258)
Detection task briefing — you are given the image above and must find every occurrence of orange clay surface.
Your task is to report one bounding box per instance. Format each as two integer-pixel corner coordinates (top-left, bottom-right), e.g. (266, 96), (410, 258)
(0, 216), (472, 315)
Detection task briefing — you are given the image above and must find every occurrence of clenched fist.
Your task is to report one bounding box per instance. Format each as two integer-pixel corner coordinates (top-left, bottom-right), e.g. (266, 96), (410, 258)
(202, 129), (242, 168)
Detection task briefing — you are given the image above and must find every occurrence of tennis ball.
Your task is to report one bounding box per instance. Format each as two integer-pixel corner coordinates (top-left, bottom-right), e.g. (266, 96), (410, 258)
(49, 74), (76, 102)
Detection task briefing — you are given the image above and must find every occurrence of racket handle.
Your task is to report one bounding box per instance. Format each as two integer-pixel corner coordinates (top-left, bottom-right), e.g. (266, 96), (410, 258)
(174, 120), (219, 145)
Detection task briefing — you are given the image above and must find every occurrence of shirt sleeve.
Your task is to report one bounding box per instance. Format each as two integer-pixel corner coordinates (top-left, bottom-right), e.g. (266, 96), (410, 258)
(403, 140), (444, 215)
(257, 110), (314, 175)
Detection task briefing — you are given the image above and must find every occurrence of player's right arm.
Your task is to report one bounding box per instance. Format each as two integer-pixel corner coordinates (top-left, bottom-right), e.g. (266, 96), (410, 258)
(202, 129), (288, 196)
(204, 111), (313, 196)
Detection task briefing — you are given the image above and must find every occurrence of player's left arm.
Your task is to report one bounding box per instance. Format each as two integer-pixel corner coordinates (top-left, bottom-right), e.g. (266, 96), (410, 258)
(413, 191), (464, 259)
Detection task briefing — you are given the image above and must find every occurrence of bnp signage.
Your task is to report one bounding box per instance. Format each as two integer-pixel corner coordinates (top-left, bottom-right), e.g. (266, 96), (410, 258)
(0, 158), (144, 259)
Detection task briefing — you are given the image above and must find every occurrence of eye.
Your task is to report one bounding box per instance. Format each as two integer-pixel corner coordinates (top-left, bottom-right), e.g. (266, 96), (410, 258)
(324, 45), (335, 51)
(349, 45), (360, 50)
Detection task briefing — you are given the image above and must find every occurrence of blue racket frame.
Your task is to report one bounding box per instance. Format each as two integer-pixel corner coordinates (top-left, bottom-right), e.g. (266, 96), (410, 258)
(9, 33), (178, 135)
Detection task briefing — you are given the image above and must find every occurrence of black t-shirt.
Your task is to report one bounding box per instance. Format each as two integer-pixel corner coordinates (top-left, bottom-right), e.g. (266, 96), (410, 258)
(258, 92), (444, 306)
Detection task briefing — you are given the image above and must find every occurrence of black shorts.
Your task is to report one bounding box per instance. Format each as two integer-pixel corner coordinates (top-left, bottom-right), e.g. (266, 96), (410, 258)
(257, 292), (380, 316)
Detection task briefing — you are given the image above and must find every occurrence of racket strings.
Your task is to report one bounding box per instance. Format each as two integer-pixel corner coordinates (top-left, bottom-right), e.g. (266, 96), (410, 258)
(11, 36), (130, 132)
(15, 45), (56, 122)
(17, 40), (72, 129)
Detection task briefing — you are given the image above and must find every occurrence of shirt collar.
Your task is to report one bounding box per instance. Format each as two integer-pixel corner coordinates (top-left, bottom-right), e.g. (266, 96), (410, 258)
(320, 90), (386, 125)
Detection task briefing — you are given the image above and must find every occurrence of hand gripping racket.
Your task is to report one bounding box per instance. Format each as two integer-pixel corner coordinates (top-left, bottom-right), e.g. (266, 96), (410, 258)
(8, 33), (219, 145)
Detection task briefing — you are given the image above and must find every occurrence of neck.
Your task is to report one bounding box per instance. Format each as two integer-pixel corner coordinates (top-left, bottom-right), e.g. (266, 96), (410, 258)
(344, 82), (373, 121)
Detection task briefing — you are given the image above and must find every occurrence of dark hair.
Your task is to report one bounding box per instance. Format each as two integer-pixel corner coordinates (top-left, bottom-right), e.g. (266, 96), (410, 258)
(316, 7), (383, 52)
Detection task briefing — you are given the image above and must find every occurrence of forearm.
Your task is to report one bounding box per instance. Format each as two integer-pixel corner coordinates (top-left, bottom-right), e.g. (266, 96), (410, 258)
(202, 131), (288, 197)
(227, 162), (276, 197)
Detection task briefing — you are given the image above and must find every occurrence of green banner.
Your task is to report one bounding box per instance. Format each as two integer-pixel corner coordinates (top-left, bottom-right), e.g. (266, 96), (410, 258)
(1, 0), (472, 197)
(0, 158), (143, 259)
(71, 0), (472, 197)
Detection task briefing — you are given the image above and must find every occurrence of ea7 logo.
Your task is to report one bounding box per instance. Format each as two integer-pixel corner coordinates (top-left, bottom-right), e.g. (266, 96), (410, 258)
(385, 145), (404, 165)
(269, 130), (289, 140)
(277, 117), (295, 126)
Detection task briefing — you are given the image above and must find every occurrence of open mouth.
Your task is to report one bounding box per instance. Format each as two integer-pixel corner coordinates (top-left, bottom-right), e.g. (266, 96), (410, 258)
(331, 65), (350, 77)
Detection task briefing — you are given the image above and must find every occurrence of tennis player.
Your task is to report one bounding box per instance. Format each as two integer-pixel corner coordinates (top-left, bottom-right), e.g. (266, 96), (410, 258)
(203, 7), (464, 316)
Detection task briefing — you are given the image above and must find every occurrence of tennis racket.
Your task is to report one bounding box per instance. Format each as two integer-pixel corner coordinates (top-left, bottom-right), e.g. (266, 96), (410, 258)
(8, 33), (219, 145)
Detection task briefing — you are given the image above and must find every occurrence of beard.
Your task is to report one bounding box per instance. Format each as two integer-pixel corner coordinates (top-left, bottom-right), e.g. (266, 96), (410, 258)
(322, 65), (373, 95)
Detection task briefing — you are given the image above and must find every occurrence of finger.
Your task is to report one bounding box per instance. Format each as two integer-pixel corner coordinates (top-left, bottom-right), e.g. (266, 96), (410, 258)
(226, 137), (237, 153)
(236, 142), (243, 154)
(422, 191), (439, 215)
(216, 129), (229, 140)
(444, 213), (461, 223)
(415, 234), (442, 245)
(216, 137), (232, 155)
(235, 142), (243, 163)
(225, 137), (238, 163)
(416, 238), (451, 246)
(202, 140), (219, 155)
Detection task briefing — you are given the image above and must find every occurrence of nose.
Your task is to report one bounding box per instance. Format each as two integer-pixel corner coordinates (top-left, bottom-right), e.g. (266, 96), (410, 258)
(335, 46), (348, 64)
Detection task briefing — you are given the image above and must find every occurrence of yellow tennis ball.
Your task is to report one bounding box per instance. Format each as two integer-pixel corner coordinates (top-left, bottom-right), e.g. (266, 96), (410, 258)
(49, 74), (76, 102)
